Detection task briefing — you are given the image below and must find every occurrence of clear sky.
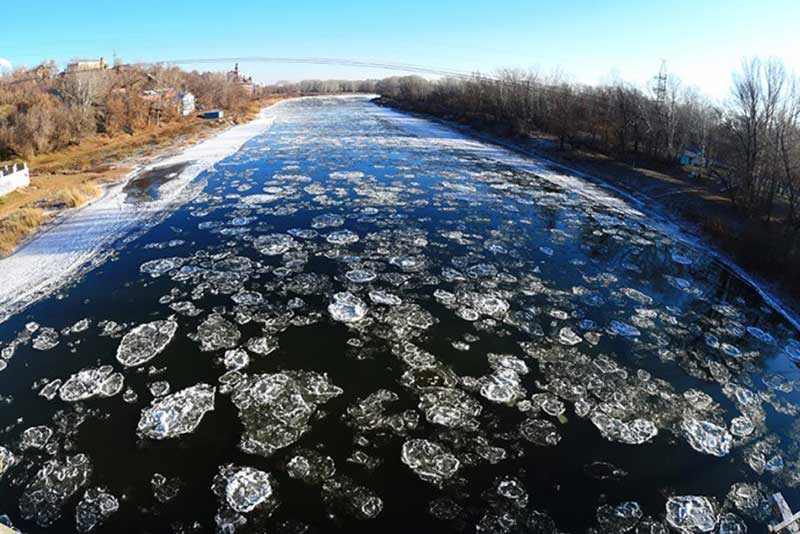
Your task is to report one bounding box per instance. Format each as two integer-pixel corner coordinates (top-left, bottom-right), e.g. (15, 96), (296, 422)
(2, 0), (798, 99)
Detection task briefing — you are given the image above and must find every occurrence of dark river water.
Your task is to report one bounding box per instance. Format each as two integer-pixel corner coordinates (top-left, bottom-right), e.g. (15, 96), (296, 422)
(2, 96), (800, 534)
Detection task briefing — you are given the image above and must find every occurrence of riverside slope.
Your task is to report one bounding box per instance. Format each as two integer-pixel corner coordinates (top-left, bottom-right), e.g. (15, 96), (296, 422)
(0, 104), (281, 323)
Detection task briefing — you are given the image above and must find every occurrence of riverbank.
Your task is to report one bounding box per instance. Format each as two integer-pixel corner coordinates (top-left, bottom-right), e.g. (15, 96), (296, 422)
(0, 97), (289, 323)
(0, 95), (289, 255)
(375, 96), (800, 320)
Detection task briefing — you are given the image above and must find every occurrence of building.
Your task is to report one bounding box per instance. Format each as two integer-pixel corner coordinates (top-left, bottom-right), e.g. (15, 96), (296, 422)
(32, 63), (56, 80)
(141, 88), (177, 102)
(65, 58), (107, 74)
(178, 92), (195, 116)
(227, 63), (254, 96)
(680, 146), (706, 167)
(0, 162), (30, 197)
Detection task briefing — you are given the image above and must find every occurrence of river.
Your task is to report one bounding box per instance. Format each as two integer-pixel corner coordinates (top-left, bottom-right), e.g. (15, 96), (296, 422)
(1, 95), (799, 533)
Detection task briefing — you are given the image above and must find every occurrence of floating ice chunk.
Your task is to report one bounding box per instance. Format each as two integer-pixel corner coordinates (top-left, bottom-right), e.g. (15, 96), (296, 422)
(140, 257), (185, 277)
(231, 290), (264, 306)
(151, 473), (182, 503)
(326, 229), (359, 245)
(246, 336), (278, 356)
(672, 253), (694, 265)
(596, 501), (642, 532)
(558, 327), (582, 346)
(469, 292), (510, 317)
(116, 319), (178, 367)
(345, 269), (376, 283)
(170, 300), (202, 316)
(287, 228), (318, 240)
(287, 449), (336, 484)
(330, 170), (365, 179)
(311, 213), (345, 228)
(0, 446), (16, 479)
(59, 366), (124, 402)
(137, 384), (215, 440)
(608, 320), (641, 337)
(666, 275), (693, 290)
(329, 292), (368, 323)
(20, 425), (54, 450)
(242, 193), (281, 205)
(531, 393), (566, 417)
(720, 343), (742, 357)
(225, 466), (275, 513)
(195, 314), (241, 352)
(122, 388), (138, 404)
(148, 381), (170, 397)
(253, 233), (295, 255)
(321, 475), (384, 519)
(665, 495), (717, 532)
(496, 476), (527, 502)
(785, 339), (800, 360)
(488, 353), (528, 375)
(32, 328), (60, 350)
(389, 256), (426, 272)
(620, 288), (653, 305)
(68, 318), (91, 334)
(480, 370), (526, 406)
(519, 418), (561, 446)
(591, 413), (657, 445)
(346, 389), (418, 435)
(726, 482), (768, 519)
(232, 371), (342, 457)
(729, 416), (754, 437)
(39, 379), (62, 400)
(681, 419), (732, 457)
(75, 487), (118, 533)
(718, 513), (747, 534)
(746, 326), (774, 344)
(456, 308), (479, 321)
(224, 348), (250, 370)
(401, 439), (460, 484)
(19, 454), (92, 527)
(368, 290), (402, 306)
(419, 387), (482, 430)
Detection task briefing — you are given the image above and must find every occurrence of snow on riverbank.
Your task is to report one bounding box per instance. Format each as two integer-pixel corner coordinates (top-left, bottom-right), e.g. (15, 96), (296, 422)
(370, 102), (800, 333)
(0, 105), (281, 323)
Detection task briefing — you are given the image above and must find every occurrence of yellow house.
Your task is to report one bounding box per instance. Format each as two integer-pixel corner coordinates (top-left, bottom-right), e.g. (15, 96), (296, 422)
(65, 58), (107, 73)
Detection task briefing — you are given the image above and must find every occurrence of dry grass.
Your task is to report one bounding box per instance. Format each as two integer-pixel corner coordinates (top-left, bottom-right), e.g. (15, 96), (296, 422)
(0, 95), (290, 256)
(51, 183), (102, 209)
(0, 208), (45, 255)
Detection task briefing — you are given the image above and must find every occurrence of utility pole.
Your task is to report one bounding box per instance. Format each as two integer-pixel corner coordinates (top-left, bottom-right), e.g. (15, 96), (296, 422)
(654, 60), (668, 109)
(652, 60), (669, 157)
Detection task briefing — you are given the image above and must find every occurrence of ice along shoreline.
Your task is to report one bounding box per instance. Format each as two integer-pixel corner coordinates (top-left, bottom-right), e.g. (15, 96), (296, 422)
(0, 102), (285, 324)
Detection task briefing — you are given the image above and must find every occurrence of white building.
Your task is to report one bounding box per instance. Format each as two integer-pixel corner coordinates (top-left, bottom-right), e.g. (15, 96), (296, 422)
(0, 162), (30, 197)
(178, 92), (196, 116)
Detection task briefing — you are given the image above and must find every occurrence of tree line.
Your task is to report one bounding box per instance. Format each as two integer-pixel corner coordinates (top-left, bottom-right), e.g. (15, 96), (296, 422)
(0, 62), (254, 160)
(372, 60), (800, 269)
(265, 79), (378, 95)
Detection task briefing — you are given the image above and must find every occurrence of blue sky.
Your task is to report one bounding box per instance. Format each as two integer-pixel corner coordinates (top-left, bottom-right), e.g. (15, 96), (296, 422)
(2, 0), (798, 98)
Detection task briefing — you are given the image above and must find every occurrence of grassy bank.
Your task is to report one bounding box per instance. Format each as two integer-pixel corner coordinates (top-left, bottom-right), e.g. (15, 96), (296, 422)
(377, 96), (800, 307)
(0, 95), (288, 256)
